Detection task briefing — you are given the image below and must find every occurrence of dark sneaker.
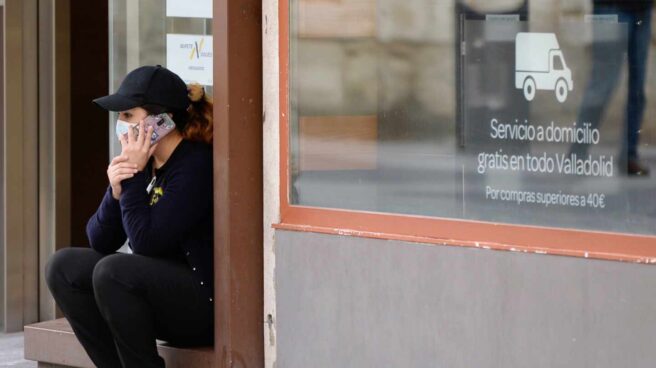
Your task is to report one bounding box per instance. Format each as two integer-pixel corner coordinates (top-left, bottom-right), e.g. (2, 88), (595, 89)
(627, 159), (650, 177)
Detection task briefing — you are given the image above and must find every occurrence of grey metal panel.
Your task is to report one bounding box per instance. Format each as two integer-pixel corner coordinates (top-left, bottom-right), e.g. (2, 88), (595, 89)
(3, 0), (39, 333)
(0, 4), (4, 331)
(275, 230), (656, 368)
(37, 0), (71, 323)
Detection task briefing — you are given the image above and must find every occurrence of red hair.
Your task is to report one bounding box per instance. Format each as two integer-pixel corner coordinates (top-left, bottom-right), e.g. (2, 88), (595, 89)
(182, 83), (213, 144)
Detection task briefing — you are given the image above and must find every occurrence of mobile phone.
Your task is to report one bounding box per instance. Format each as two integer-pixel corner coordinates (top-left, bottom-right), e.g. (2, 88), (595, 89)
(129, 113), (176, 144)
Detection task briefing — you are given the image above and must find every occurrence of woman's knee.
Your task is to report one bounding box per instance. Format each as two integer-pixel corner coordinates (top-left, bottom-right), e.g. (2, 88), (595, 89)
(45, 247), (86, 289)
(92, 253), (136, 296)
(46, 247), (109, 296)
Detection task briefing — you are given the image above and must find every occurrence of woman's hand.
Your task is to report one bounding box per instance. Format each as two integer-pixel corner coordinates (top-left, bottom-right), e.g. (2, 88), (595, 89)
(119, 120), (158, 172)
(107, 154), (139, 200)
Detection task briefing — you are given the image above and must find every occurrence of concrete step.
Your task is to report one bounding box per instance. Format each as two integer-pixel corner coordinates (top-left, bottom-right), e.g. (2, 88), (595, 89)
(24, 318), (214, 368)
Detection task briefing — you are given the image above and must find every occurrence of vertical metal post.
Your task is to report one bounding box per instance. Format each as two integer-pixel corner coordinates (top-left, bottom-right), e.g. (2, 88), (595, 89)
(37, 0), (71, 321)
(2, 0), (39, 332)
(0, 1), (5, 331)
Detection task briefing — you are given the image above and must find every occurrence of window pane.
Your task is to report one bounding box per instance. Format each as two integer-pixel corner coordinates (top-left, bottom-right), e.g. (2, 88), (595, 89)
(289, 0), (656, 236)
(553, 55), (564, 71)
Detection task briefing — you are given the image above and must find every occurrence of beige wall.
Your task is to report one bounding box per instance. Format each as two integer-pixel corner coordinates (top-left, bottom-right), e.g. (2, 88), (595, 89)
(294, 0), (656, 142)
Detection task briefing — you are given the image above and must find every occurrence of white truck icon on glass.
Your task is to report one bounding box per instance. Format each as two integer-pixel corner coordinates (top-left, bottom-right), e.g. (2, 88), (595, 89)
(515, 32), (573, 103)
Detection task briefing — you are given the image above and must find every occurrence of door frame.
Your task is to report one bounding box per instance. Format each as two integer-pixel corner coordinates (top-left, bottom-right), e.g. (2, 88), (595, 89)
(213, 0), (264, 366)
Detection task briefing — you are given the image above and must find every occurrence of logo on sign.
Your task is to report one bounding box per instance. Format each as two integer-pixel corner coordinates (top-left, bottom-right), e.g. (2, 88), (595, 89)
(186, 38), (211, 60)
(515, 33), (574, 103)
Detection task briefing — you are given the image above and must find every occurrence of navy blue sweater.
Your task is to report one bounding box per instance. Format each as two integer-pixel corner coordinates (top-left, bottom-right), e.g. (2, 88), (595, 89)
(86, 138), (214, 304)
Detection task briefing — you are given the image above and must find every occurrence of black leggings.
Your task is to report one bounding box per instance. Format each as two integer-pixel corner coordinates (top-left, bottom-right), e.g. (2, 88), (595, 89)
(45, 247), (214, 368)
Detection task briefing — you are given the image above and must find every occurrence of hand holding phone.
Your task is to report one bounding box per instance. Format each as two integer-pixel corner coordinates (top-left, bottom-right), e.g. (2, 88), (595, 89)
(129, 113), (177, 145)
(119, 113), (175, 173)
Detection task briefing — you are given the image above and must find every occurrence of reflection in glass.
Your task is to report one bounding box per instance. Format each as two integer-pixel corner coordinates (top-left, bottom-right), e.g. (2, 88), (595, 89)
(572, 0), (654, 176)
(289, 0), (656, 236)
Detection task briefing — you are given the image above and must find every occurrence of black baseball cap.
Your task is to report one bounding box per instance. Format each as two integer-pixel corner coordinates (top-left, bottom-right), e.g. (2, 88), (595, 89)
(93, 65), (189, 113)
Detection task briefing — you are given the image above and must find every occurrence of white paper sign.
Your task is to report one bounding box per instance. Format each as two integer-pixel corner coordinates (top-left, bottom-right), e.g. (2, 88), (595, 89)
(166, 0), (212, 19)
(166, 34), (213, 86)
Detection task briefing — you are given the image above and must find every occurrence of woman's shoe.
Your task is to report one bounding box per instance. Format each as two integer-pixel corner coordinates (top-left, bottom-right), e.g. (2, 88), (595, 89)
(627, 158), (650, 177)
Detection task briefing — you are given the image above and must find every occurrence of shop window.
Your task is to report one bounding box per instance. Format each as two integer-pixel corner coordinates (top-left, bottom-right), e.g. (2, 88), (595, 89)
(283, 0), (656, 251)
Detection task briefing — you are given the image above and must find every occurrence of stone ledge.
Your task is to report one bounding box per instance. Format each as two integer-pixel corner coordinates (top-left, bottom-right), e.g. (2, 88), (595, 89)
(25, 318), (214, 368)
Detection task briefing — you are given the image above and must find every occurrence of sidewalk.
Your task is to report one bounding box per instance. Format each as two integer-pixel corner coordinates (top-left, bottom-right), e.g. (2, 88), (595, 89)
(0, 331), (36, 367)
